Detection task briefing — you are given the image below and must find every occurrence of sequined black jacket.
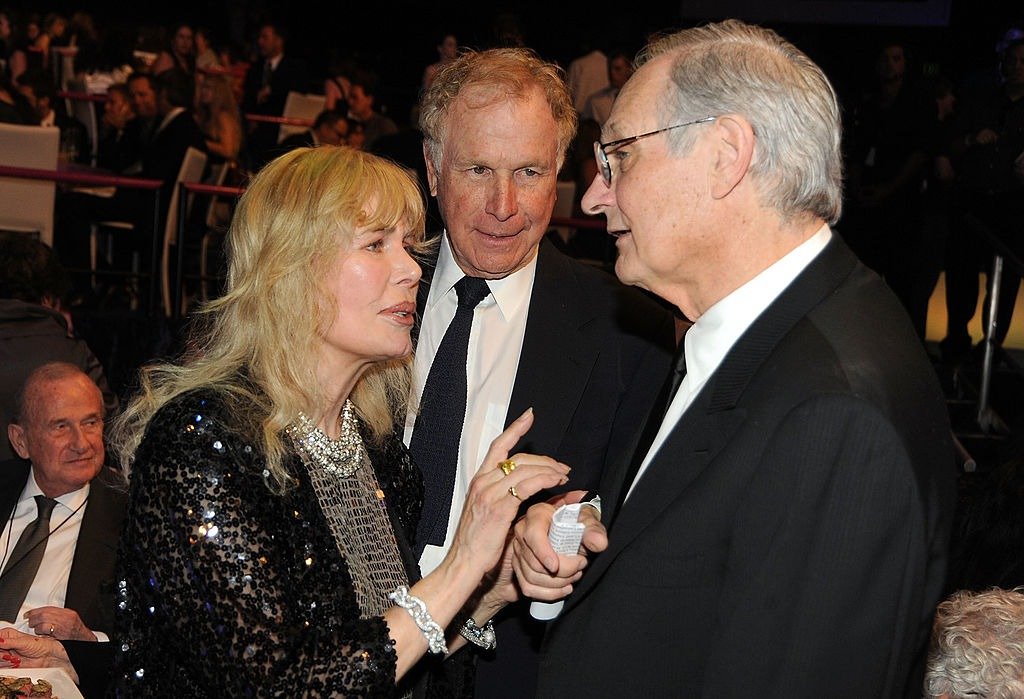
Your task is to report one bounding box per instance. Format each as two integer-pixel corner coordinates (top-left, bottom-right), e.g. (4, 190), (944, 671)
(113, 388), (426, 697)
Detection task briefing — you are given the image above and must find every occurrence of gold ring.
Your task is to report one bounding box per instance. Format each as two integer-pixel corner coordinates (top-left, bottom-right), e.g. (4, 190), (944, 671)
(498, 459), (516, 476)
(508, 486), (521, 500)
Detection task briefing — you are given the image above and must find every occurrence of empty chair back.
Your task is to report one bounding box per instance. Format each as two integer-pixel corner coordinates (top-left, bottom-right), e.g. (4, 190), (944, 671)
(279, 91), (326, 142)
(161, 147), (208, 316)
(0, 124), (61, 246)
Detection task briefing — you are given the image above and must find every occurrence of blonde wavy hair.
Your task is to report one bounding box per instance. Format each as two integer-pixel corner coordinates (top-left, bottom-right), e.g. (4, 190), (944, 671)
(111, 146), (426, 489)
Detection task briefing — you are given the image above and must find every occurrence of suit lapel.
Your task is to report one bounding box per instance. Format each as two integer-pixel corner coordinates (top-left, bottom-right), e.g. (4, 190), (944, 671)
(411, 246), (438, 348)
(65, 471), (123, 626)
(568, 389), (746, 604)
(0, 460), (30, 525)
(564, 236), (859, 607)
(506, 241), (601, 455)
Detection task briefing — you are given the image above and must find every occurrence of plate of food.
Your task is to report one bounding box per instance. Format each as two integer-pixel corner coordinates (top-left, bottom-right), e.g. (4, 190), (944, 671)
(0, 667), (83, 698)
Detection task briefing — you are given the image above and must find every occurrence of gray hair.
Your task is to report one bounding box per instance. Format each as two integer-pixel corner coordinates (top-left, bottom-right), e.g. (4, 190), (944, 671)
(417, 48), (577, 174)
(925, 588), (1024, 699)
(638, 19), (843, 224)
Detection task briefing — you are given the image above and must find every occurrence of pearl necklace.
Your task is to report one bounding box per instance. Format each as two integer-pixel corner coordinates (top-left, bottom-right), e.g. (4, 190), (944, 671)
(287, 400), (365, 478)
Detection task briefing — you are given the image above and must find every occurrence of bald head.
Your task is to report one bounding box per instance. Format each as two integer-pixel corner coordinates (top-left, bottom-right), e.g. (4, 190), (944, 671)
(8, 363), (106, 498)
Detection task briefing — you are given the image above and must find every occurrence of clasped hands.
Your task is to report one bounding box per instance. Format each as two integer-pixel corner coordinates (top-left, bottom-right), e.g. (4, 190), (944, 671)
(509, 492), (608, 605)
(452, 411), (607, 614)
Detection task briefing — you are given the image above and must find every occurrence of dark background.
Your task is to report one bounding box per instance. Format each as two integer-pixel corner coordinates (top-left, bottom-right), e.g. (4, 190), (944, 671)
(7, 0), (1024, 128)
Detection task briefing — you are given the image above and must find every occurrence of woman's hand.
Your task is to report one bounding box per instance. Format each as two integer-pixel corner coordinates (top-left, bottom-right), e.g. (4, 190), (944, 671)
(445, 409), (570, 584)
(387, 409), (568, 678)
(0, 628), (79, 684)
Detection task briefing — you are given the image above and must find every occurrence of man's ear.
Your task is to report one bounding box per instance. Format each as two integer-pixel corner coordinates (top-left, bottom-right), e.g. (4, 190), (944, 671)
(8, 424), (30, 460)
(709, 115), (755, 200)
(422, 142), (439, 197)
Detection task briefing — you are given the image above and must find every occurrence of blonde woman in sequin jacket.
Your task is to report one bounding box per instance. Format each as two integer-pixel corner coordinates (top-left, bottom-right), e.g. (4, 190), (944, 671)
(108, 146), (569, 697)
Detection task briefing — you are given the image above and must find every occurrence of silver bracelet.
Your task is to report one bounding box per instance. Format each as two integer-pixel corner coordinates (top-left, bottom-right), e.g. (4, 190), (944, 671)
(389, 585), (448, 655)
(460, 616), (497, 651)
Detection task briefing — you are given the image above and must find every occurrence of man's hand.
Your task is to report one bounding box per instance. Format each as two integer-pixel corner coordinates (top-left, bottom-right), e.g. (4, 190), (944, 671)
(24, 607), (97, 642)
(511, 492), (608, 602)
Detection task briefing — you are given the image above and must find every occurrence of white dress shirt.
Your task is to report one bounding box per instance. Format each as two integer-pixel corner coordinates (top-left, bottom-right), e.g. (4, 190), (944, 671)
(625, 225), (832, 501)
(0, 469), (89, 634)
(405, 234), (538, 575)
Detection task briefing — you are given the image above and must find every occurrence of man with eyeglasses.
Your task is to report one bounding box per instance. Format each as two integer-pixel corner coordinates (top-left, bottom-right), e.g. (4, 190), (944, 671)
(1, 362), (125, 697)
(514, 20), (955, 698)
(409, 47), (675, 697)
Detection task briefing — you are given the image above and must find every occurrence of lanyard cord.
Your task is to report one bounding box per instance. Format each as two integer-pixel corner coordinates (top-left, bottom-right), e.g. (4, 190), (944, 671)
(0, 495), (90, 582)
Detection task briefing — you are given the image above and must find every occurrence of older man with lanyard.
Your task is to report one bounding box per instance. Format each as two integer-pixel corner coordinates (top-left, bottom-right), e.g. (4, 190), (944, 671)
(1, 362), (125, 698)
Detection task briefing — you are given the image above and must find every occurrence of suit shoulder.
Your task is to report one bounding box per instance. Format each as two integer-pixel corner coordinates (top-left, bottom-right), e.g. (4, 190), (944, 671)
(549, 248), (672, 315)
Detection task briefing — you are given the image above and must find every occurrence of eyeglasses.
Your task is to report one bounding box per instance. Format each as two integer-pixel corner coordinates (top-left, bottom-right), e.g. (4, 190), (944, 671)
(593, 116), (717, 186)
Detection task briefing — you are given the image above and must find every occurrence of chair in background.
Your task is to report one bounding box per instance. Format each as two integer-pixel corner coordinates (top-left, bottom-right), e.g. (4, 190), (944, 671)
(278, 91), (325, 142)
(183, 161), (232, 303)
(160, 148), (208, 317)
(89, 147), (207, 315)
(0, 124), (60, 246)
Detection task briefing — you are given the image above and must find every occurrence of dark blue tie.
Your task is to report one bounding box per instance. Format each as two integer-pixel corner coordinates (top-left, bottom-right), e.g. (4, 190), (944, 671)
(411, 276), (491, 556)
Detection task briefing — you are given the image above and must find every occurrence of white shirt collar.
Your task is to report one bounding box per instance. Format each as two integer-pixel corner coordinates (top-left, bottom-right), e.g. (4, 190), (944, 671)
(683, 224), (832, 391)
(428, 232), (538, 322)
(24, 466), (91, 514)
(625, 224), (832, 503)
(154, 106), (186, 137)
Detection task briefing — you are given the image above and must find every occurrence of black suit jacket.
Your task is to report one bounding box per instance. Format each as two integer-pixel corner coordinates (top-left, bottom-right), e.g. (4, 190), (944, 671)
(102, 108), (204, 232)
(0, 460), (126, 636)
(413, 239), (676, 698)
(243, 55), (310, 167)
(537, 237), (956, 698)
(143, 109), (205, 191)
(276, 130), (316, 155)
(242, 55), (310, 117)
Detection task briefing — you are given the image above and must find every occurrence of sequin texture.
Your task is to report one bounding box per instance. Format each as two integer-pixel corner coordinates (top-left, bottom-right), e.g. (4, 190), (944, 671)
(113, 389), (426, 696)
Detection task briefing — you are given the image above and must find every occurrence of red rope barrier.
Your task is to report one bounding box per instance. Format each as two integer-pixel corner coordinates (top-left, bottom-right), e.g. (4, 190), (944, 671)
(244, 113), (314, 127)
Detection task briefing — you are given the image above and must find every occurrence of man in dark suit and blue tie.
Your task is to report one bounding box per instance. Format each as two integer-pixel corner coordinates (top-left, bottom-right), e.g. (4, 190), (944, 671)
(407, 48), (676, 697)
(514, 20), (957, 698)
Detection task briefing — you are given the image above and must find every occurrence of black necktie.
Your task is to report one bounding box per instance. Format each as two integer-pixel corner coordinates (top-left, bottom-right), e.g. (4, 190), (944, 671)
(665, 343), (688, 409)
(411, 276), (491, 556)
(614, 344), (687, 515)
(262, 60), (273, 87)
(0, 495), (58, 623)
